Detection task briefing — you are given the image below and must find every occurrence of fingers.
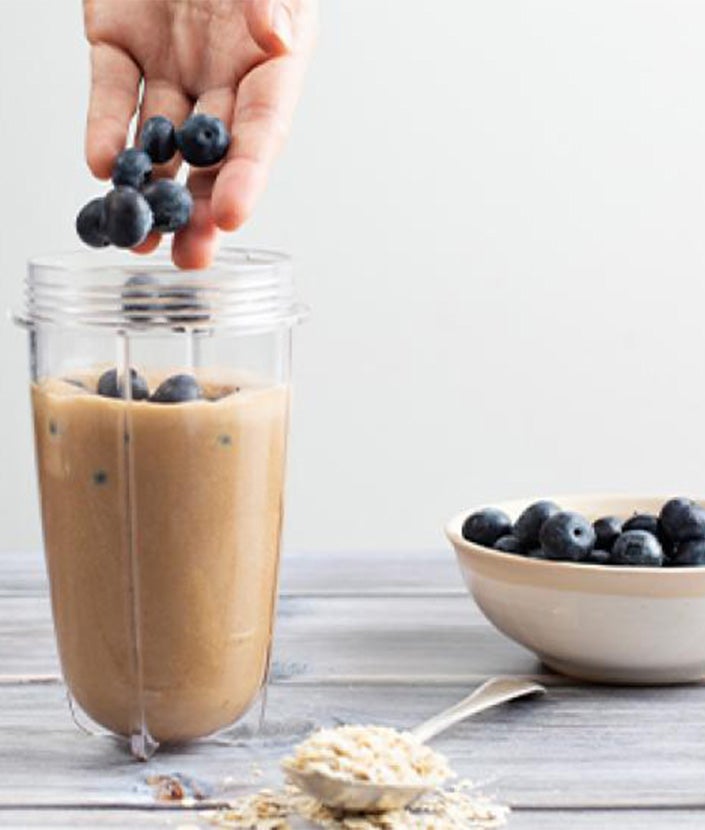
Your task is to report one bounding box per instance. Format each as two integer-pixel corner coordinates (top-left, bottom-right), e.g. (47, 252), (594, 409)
(211, 53), (307, 231)
(132, 232), (162, 255)
(245, 0), (295, 55)
(165, 87), (235, 269)
(172, 187), (219, 270)
(86, 43), (141, 179)
(136, 80), (193, 178)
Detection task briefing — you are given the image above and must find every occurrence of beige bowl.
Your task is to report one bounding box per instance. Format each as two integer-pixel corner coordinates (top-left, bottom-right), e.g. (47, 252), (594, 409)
(446, 495), (705, 685)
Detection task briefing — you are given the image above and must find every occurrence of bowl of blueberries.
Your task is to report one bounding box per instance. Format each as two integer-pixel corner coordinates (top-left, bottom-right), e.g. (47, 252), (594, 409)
(446, 495), (705, 684)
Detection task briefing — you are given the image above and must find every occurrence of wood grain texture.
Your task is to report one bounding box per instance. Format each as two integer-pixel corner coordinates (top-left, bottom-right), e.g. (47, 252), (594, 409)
(1, 810), (703, 829)
(1, 550), (704, 827)
(1, 681), (705, 809)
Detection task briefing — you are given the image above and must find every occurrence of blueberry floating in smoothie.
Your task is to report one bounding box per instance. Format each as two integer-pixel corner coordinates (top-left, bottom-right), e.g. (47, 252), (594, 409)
(611, 530), (663, 567)
(140, 116), (177, 164)
(176, 114), (230, 167)
(104, 187), (154, 248)
(111, 148), (153, 189)
(150, 373), (203, 404)
(593, 516), (622, 553)
(76, 197), (109, 248)
(93, 470), (108, 486)
(539, 511), (595, 562)
(513, 500), (559, 549)
(122, 274), (161, 322)
(97, 367), (150, 401)
(142, 180), (193, 233)
(461, 508), (512, 548)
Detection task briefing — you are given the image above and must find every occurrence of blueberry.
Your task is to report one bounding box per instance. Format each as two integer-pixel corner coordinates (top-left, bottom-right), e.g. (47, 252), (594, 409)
(670, 538), (705, 566)
(111, 148), (153, 189)
(659, 498), (705, 543)
(76, 197), (109, 248)
(623, 513), (658, 536)
(539, 511), (596, 562)
(93, 470), (108, 486)
(610, 530), (664, 567)
(141, 180), (193, 233)
(176, 114), (230, 167)
(494, 535), (522, 554)
(97, 368), (150, 401)
(104, 187), (154, 248)
(526, 548), (548, 560)
(161, 285), (211, 325)
(461, 508), (512, 548)
(583, 548), (611, 565)
(140, 116), (177, 164)
(150, 374), (203, 404)
(593, 516), (622, 553)
(513, 501), (560, 549)
(622, 512), (672, 556)
(122, 274), (161, 322)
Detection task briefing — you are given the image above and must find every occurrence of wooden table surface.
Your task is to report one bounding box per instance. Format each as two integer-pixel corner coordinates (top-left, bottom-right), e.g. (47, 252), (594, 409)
(1, 549), (703, 828)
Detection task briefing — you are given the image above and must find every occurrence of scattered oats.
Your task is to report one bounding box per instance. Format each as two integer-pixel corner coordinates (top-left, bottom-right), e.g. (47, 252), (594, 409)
(205, 783), (509, 830)
(282, 726), (453, 787)
(204, 788), (293, 829)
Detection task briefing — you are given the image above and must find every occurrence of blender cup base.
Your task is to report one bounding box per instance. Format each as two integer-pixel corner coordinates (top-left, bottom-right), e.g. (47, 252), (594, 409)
(130, 731), (159, 762)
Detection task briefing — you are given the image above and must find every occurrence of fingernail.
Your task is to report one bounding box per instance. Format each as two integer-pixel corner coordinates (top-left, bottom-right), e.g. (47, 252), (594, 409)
(271, 1), (293, 51)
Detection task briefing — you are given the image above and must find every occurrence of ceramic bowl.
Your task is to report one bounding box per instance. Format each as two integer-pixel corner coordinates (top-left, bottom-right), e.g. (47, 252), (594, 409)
(445, 495), (705, 685)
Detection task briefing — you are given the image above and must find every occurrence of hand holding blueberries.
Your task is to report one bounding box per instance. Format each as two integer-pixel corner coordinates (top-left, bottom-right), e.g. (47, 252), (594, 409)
(462, 498), (705, 567)
(81, 0), (317, 268)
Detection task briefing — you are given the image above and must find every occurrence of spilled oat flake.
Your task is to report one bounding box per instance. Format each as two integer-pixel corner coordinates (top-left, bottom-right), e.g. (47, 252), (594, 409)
(204, 782), (509, 829)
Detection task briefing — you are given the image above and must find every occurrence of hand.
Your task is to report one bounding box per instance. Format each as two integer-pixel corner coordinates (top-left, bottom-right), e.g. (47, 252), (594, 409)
(83, 0), (317, 268)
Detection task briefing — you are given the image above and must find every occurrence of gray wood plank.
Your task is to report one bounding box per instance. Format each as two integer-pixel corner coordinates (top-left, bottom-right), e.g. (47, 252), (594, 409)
(1, 681), (704, 810)
(0, 550), (464, 598)
(0, 593), (549, 683)
(2, 808), (705, 829)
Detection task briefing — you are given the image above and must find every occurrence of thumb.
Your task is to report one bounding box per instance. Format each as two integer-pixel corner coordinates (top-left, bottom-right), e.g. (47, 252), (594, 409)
(245, 0), (296, 56)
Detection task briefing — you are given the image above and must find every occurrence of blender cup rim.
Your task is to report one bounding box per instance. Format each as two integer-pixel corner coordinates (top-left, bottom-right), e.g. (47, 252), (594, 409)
(16, 245), (307, 334)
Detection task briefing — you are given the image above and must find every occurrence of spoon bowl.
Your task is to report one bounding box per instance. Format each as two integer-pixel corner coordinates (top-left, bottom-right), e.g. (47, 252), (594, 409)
(283, 676), (545, 813)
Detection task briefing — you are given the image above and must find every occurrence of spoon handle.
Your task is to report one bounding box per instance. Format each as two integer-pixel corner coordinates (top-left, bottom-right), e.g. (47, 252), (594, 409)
(410, 676), (546, 744)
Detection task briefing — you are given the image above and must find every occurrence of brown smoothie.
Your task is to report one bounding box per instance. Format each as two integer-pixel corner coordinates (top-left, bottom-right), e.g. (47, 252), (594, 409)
(32, 368), (289, 743)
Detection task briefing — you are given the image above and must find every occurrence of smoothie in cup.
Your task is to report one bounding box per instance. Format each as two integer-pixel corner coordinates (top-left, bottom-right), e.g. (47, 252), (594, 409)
(17, 248), (305, 758)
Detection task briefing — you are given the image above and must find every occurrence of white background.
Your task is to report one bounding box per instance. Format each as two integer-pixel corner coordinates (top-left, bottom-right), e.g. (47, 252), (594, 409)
(2, 0), (705, 553)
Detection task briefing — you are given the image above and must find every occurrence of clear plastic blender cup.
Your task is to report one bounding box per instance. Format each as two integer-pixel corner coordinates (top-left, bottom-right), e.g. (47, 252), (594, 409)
(15, 248), (306, 759)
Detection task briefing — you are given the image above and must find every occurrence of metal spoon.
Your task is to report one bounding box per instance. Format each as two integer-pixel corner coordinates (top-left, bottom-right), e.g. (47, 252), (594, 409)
(283, 676), (545, 813)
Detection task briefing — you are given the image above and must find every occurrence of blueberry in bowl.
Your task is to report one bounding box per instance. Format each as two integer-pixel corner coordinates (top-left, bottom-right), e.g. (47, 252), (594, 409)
(446, 495), (705, 684)
(461, 508), (512, 548)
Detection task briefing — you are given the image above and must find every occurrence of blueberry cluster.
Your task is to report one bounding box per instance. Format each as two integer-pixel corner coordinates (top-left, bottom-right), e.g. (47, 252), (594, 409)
(462, 498), (705, 567)
(76, 114), (231, 250)
(97, 367), (203, 404)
